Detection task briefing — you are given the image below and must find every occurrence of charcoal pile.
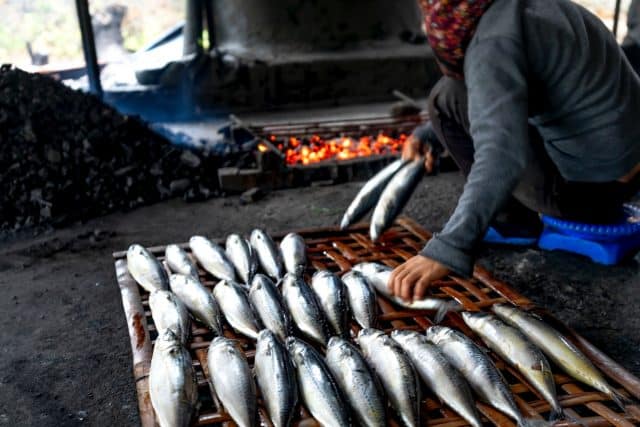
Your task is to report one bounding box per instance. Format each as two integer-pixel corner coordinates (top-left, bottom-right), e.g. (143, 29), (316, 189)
(0, 65), (226, 233)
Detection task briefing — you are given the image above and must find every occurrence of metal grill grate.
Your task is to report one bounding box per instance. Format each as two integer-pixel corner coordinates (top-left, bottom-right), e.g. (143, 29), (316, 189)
(113, 217), (640, 426)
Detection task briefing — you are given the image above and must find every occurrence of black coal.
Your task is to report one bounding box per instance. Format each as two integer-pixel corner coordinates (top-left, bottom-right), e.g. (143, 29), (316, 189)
(0, 65), (225, 233)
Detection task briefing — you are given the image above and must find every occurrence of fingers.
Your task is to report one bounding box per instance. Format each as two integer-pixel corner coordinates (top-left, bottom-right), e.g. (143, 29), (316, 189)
(413, 276), (431, 301)
(402, 137), (418, 161)
(400, 271), (422, 302)
(392, 265), (411, 298)
(425, 150), (435, 174)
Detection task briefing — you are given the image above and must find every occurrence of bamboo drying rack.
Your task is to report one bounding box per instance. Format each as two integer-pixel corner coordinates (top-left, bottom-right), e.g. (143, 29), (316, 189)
(112, 217), (640, 426)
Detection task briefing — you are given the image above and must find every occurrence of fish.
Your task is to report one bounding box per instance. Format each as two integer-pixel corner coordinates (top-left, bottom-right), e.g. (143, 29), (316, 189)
(426, 325), (541, 427)
(250, 229), (284, 280)
(127, 244), (169, 292)
(248, 274), (293, 342)
(281, 273), (330, 346)
(326, 337), (386, 427)
(340, 158), (407, 229)
(286, 337), (352, 427)
(165, 244), (199, 279)
(311, 270), (349, 338)
(149, 290), (191, 345)
(207, 337), (258, 427)
(492, 303), (632, 411)
(390, 330), (482, 427)
(169, 274), (223, 336)
(370, 159), (424, 242)
(357, 328), (421, 427)
(189, 236), (236, 281)
(226, 234), (258, 284)
(254, 330), (298, 427)
(353, 262), (460, 320)
(341, 270), (378, 329)
(462, 311), (563, 420)
(149, 330), (198, 427)
(280, 233), (307, 277)
(212, 280), (261, 340)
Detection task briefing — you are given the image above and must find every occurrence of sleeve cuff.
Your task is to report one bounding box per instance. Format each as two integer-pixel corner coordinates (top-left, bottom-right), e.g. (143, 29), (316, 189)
(420, 234), (474, 278)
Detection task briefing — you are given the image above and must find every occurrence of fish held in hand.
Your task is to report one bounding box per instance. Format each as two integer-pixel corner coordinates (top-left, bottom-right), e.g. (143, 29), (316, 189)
(282, 273), (330, 346)
(250, 229), (284, 280)
(207, 337), (258, 427)
(149, 289), (191, 345)
(286, 337), (352, 427)
(342, 270), (378, 329)
(311, 270), (349, 338)
(169, 274), (223, 336)
(226, 234), (258, 284)
(249, 274), (292, 342)
(255, 330), (298, 427)
(149, 330), (198, 427)
(165, 244), (199, 279)
(369, 159), (424, 242)
(280, 233), (307, 277)
(391, 330), (482, 427)
(127, 244), (169, 292)
(326, 337), (386, 427)
(357, 328), (421, 427)
(340, 158), (407, 229)
(189, 236), (236, 281)
(213, 280), (261, 340)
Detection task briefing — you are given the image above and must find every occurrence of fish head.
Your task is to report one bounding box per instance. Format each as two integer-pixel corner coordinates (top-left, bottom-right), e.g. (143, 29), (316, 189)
(390, 329), (421, 346)
(189, 235), (206, 247)
(491, 303), (519, 321)
(285, 337), (310, 364)
(127, 243), (147, 258)
(250, 274), (272, 291)
(326, 337), (355, 362)
(155, 329), (183, 353)
(226, 233), (243, 247)
(357, 328), (385, 350)
(461, 311), (494, 330)
(169, 273), (190, 288)
(210, 336), (239, 354)
(312, 270), (332, 281)
(149, 289), (173, 306)
(425, 325), (455, 344)
(281, 273), (301, 290)
(256, 330), (277, 356)
(249, 229), (264, 244)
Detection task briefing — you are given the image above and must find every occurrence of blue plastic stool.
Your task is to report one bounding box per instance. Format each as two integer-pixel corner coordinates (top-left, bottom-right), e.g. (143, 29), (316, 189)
(538, 205), (640, 265)
(483, 226), (539, 246)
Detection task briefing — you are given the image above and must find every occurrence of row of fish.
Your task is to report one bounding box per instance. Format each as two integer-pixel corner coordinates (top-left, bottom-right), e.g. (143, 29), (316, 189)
(127, 230), (307, 293)
(341, 158), (425, 241)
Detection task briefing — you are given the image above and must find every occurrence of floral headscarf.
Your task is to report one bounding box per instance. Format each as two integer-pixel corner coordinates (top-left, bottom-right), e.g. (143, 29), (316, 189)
(418, 0), (494, 78)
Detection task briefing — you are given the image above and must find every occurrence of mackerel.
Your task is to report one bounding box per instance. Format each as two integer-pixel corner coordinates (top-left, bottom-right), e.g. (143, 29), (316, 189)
(249, 274), (292, 342)
(189, 236), (236, 281)
(213, 280), (261, 340)
(282, 273), (330, 346)
(169, 274), (223, 336)
(226, 234), (258, 284)
(311, 270), (349, 338)
(250, 229), (284, 280)
(165, 244), (199, 279)
(127, 244), (169, 292)
(149, 290), (191, 345)
(342, 270), (378, 329)
(280, 233), (307, 277)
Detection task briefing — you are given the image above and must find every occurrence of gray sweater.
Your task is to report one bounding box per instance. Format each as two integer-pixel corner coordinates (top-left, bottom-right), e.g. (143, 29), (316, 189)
(421, 0), (640, 277)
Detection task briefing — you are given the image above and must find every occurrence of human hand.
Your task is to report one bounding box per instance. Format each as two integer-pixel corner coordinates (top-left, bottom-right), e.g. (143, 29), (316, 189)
(402, 135), (436, 173)
(388, 255), (450, 302)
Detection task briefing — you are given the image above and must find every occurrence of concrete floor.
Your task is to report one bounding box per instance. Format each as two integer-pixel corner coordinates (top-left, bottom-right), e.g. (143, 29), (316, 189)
(0, 171), (638, 426)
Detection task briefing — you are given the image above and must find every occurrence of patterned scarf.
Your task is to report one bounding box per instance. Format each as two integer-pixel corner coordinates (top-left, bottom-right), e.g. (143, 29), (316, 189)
(418, 0), (494, 78)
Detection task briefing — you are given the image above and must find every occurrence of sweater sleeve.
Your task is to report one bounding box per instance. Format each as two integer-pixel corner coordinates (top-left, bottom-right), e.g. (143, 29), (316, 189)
(420, 36), (532, 277)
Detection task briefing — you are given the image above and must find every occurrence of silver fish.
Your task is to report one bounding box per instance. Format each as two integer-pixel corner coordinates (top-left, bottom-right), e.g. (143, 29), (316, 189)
(250, 229), (284, 280)
(340, 159), (407, 229)
(189, 236), (236, 281)
(149, 330), (197, 427)
(127, 244), (169, 292)
(213, 280), (261, 340)
(426, 326), (534, 427)
(207, 337), (258, 427)
(169, 274), (223, 335)
(282, 274), (330, 346)
(357, 328), (421, 427)
(326, 337), (386, 427)
(311, 270), (349, 338)
(226, 234), (258, 284)
(165, 244), (199, 279)
(280, 233), (307, 277)
(370, 159), (424, 241)
(391, 330), (482, 427)
(492, 303), (630, 410)
(342, 270), (378, 329)
(353, 262), (460, 317)
(149, 290), (190, 345)
(255, 330), (298, 427)
(462, 311), (563, 420)
(249, 274), (292, 342)
(286, 337), (351, 427)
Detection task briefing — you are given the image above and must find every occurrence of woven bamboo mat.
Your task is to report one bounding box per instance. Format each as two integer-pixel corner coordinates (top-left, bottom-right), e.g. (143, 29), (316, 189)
(113, 217), (640, 426)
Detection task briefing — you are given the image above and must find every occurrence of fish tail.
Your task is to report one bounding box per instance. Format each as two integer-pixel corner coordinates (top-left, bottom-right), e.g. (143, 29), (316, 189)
(339, 214), (350, 230)
(433, 301), (462, 324)
(609, 387), (639, 415)
(517, 418), (553, 427)
(548, 406), (586, 426)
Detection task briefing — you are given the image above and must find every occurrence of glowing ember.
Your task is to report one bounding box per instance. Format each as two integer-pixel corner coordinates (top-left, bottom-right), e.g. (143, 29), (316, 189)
(267, 133), (407, 166)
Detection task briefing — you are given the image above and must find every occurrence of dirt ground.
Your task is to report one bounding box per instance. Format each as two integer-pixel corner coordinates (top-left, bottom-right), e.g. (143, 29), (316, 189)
(0, 171), (638, 426)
